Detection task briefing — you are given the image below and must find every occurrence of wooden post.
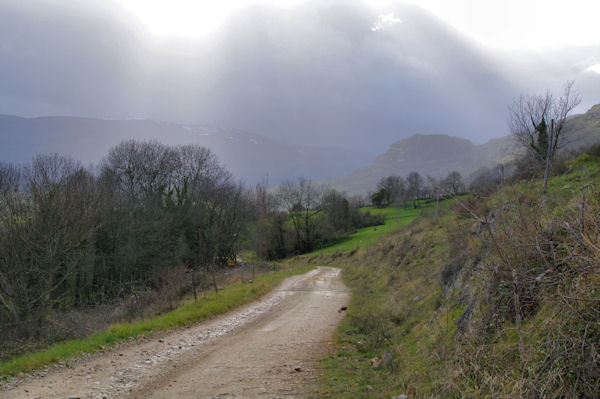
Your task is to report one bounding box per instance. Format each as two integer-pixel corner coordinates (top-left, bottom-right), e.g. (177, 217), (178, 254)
(212, 267), (219, 294)
(192, 270), (197, 301)
(581, 190), (586, 234)
(433, 192), (439, 222)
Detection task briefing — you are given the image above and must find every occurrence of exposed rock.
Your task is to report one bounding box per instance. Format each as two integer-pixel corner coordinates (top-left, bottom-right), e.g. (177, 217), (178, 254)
(391, 384), (416, 399)
(381, 351), (393, 368)
(370, 357), (381, 368)
(372, 351), (393, 369)
(411, 294), (424, 303)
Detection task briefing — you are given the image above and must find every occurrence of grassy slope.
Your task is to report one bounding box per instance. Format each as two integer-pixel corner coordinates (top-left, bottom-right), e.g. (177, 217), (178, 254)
(300, 154), (600, 398)
(0, 265), (313, 378)
(316, 206), (420, 254)
(302, 210), (455, 398)
(315, 199), (461, 255)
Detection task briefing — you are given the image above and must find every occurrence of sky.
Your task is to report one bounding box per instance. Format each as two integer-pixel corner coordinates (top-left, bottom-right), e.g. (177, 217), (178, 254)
(118, 0), (600, 49)
(1, 0), (598, 155)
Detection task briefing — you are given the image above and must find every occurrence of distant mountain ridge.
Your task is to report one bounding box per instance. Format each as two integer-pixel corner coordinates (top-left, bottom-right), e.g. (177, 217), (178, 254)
(0, 115), (373, 186)
(2, 104), (598, 191)
(330, 104), (600, 194)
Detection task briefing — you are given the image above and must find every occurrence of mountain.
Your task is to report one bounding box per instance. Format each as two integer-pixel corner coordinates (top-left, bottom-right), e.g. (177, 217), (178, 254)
(563, 104), (600, 149)
(0, 115), (372, 186)
(328, 134), (517, 193)
(330, 104), (600, 193)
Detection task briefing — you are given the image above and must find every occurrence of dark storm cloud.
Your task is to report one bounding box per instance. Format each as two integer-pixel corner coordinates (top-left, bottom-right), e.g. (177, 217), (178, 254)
(0, 0), (597, 154)
(0, 0), (152, 117)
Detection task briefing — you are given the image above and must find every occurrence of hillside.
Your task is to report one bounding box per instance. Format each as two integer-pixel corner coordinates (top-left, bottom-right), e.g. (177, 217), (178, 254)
(299, 149), (600, 398)
(564, 103), (600, 148)
(0, 115), (372, 186)
(329, 133), (518, 193)
(331, 104), (600, 193)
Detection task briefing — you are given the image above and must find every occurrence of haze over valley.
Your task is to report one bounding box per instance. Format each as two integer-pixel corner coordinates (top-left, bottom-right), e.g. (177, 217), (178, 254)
(0, 115), (373, 185)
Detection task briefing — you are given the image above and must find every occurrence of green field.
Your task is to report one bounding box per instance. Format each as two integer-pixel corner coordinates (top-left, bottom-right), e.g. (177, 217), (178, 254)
(315, 198), (460, 254)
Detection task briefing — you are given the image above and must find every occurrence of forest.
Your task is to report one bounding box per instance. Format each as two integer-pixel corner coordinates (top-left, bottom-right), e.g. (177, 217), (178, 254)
(0, 140), (389, 355)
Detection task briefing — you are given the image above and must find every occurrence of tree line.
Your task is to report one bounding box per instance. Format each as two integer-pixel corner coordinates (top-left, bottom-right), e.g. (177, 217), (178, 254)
(251, 177), (383, 260)
(0, 140), (383, 341)
(370, 170), (466, 208)
(0, 141), (248, 339)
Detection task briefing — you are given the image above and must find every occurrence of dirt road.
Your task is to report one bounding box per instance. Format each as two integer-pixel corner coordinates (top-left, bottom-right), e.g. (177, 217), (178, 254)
(2, 267), (349, 399)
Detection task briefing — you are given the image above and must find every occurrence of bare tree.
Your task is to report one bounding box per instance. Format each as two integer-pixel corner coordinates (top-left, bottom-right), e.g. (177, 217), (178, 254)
(0, 155), (99, 336)
(375, 175), (405, 206)
(442, 171), (465, 196)
(1, 141), (252, 345)
(98, 141), (182, 292)
(406, 171), (423, 208)
(101, 140), (179, 200)
(176, 145), (247, 296)
(468, 166), (501, 192)
(508, 81), (581, 192)
(0, 163), (21, 194)
(276, 178), (325, 254)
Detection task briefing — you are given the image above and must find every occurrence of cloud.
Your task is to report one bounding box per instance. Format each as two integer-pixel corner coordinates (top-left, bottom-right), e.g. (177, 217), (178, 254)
(371, 12), (401, 31)
(0, 0), (595, 155)
(585, 63), (600, 75)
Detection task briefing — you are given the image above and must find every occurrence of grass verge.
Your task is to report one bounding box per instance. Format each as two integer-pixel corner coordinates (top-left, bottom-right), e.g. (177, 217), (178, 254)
(315, 217), (454, 398)
(313, 197), (463, 255)
(315, 153), (600, 398)
(0, 264), (314, 378)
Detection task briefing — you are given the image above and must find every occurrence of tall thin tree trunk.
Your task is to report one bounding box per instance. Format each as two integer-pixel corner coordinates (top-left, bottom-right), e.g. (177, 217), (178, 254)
(191, 269), (197, 301)
(211, 266), (218, 294)
(542, 119), (554, 194)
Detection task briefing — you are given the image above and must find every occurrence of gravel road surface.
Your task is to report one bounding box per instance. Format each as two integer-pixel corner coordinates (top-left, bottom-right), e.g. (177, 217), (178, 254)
(2, 266), (349, 399)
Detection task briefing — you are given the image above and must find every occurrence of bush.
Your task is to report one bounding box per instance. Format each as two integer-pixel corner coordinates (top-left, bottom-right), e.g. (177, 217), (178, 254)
(587, 143), (600, 158)
(350, 209), (385, 229)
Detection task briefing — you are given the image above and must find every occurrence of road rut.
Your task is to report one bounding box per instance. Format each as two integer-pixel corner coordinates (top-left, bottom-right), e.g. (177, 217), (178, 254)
(2, 266), (349, 398)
